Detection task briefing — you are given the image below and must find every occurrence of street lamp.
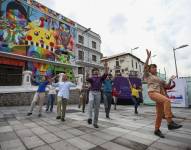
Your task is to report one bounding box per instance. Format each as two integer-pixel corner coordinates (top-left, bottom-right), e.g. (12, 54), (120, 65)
(173, 44), (189, 78)
(131, 47), (139, 54)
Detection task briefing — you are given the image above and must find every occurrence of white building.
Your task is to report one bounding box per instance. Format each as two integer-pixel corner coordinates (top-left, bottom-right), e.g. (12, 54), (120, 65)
(101, 53), (144, 78)
(74, 24), (103, 77)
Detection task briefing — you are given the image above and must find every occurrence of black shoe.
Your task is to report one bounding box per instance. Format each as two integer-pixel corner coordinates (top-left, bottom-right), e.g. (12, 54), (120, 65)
(168, 121), (182, 130)
(61, 118), (65, 122)
(27, 112), (32, 116)
(38, 114), (42, 117)
(154, 130), (165, 138)
(135, 110), (138, 114)
(93, 124), (99, 128)
(56, 116), (61, 119)
(87, 119), (92, 124)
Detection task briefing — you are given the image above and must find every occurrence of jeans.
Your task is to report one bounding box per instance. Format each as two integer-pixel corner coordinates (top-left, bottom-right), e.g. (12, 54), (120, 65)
(103, 92), (112, 117)
(29, 92), (45, 115)
(88, 91), (101, 125)
(46, 94), (55, 112)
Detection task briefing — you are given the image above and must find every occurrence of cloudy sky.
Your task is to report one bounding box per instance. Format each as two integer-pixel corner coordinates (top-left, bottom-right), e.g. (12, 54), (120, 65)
(37, 0), (191, 77)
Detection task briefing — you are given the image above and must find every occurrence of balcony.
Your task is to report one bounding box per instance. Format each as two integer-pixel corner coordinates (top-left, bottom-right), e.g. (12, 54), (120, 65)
(114, 65), (121, 70)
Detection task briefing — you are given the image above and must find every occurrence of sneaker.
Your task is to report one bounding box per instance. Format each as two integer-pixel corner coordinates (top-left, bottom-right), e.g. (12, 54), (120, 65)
(93, 124), (99, 128)
(27, 112), (32, 116)
(56, 116), (61, 119)
(168, 121), (182, 130)
(87, 119), (92, 124)
(154, 130), (165, 138)
(61, 118), (65, 122)
(38, 114), (42, 117)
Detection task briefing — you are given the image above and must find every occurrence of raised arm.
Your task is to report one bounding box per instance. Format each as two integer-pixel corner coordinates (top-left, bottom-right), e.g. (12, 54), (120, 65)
(86, 70), (92, 82)
(127, 78), (132, 88)
(104, 61), (109, 75)
(144, 49), (151, 72)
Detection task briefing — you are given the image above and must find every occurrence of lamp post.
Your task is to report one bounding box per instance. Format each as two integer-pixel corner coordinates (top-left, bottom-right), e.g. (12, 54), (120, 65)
(173, 44), (189, 78)
(131, 47), (139, 54)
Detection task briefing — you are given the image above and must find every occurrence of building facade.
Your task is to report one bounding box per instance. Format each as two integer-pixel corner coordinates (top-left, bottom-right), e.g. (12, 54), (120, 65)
(101, 53), (144, 78)
(0, 0), (103, 86)
(75, 24), (103, 78)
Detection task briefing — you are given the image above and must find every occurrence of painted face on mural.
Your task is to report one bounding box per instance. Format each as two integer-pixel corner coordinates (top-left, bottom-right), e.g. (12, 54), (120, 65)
(26, 24), (55, 48)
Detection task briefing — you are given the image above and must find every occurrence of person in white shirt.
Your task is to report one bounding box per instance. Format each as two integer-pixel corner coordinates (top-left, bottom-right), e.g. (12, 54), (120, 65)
(53, 74), (77, 121)
(46, 83), (57, 112)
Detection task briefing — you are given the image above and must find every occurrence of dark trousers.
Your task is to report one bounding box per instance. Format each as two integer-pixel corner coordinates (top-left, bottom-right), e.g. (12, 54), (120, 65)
(103, 92), (112, 117)
(132, 96), (139, 110)
(46, 94), (55, 112)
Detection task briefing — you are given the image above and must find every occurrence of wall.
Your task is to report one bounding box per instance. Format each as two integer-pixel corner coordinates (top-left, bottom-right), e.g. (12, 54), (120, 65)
(0, 89), (80, 106)
(0, 0), (77, 81)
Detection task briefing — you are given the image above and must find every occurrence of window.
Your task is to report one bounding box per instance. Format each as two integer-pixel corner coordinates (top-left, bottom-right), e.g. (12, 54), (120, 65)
(136, 62), (138, 69)
(122, 69), (124, 73)
(92, 55), (97, 62)
(92, 41), (96, 49)
(78, 67), (83, 74)
(116, 58), (119, 60)
(139, 65), (141, 72)
(132, 60), (134, 68)
(78, 50), (84, 60)
(116, 61), (119, 66)
(0, 64), (22, 86)
(78, 35), (84, 44)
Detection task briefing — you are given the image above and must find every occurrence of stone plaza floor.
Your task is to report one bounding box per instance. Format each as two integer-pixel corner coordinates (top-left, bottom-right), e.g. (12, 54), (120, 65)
(0, 104), (191, 150)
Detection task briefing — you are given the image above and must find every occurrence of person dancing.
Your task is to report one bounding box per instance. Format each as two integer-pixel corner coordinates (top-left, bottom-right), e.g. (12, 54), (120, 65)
(144, 49), (182, 138)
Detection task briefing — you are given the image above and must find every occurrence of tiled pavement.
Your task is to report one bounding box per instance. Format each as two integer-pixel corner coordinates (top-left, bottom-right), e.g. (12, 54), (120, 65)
(0, 104), (191, 150)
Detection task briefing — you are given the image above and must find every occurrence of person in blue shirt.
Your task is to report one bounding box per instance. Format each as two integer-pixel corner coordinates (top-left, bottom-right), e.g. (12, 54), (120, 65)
(103, 74), (113, 119)
(27, 74), (57, 117)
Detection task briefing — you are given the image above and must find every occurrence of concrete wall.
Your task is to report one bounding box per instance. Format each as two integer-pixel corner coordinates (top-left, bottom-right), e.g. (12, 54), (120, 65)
(0, 89), (80, 106)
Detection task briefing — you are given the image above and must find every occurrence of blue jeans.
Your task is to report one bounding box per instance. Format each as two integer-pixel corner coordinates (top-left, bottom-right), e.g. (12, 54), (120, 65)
(132, 96), (139, 109)
(103, 92), (112, 117)
(46, 94), (55, 112)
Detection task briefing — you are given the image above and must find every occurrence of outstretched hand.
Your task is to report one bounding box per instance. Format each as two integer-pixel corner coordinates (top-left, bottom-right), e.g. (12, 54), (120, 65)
(146, 49), (151, 58)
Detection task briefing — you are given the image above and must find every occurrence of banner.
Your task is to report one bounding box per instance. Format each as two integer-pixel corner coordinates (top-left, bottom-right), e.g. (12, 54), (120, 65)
(167, 79), (188, 108)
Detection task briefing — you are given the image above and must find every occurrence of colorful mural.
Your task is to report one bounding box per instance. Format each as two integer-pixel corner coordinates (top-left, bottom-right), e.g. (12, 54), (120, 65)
(0, 0), (76, 80)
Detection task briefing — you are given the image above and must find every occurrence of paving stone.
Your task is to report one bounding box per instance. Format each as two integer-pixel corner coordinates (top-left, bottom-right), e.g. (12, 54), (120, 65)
(38, 133), (61, 144)
(21, 136), (45, 149)
(16, 129), (34, 137)
(89, 145), (107, 150)
(67, 137), (96, 150)
(0, 139), (26, 150)
(0, 126), (13, 133)
(158, 138), (191, 149)
(24, 123), (39, 128)
(8, 120), (21, 126)
(31, 127), (48, 135)
(122, 133), (154, 145)
(0, 132), (18, 142)
(66, 128), (85, 136)
(151, 142), (181, 150)
(54, 130), (74, 140)
(43, 125), (62, 132)
(112, 137), (148, 150)
(74, 125), (97, 133)
(101, 141), (132, 150)
(32, 145), (53, 150)
(12, 124), (27, 131)
(80, 134), (107, 145)
(51, 141), (80, 150)
(92, 131), (117, 141)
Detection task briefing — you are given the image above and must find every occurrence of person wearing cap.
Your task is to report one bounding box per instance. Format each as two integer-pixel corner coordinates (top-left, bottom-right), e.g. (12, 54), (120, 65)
(86, 62), (108, 128)
(144, 49), (182, 138)
(103, 74), (113, 118)
(27, 74), (58, 117)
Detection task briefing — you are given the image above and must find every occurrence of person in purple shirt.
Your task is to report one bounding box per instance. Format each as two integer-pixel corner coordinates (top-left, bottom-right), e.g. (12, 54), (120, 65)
(86, 62), (108, 128)
(27, 74), (58, 117)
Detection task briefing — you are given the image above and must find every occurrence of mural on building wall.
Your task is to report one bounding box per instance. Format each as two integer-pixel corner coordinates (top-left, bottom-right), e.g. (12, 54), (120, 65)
(0, 0), (76, 80)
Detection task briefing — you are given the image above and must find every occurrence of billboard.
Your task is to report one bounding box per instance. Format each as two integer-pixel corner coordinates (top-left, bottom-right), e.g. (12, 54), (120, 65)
(0, 0), (77, 80)
(167, 78), (188, 108)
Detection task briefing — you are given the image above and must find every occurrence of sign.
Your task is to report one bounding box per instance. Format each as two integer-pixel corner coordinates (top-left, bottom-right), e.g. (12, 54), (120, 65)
(167, 79), (188, 107)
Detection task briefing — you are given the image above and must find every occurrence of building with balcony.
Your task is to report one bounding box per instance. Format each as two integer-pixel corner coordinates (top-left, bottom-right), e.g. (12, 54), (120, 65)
(74, 24), (103, 77)
(101, 52), (144, 78)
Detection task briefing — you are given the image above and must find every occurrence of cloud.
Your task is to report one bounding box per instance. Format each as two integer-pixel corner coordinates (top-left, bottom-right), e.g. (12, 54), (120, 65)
(109, 14), (128, 33)
(36, 0), (191, 77)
